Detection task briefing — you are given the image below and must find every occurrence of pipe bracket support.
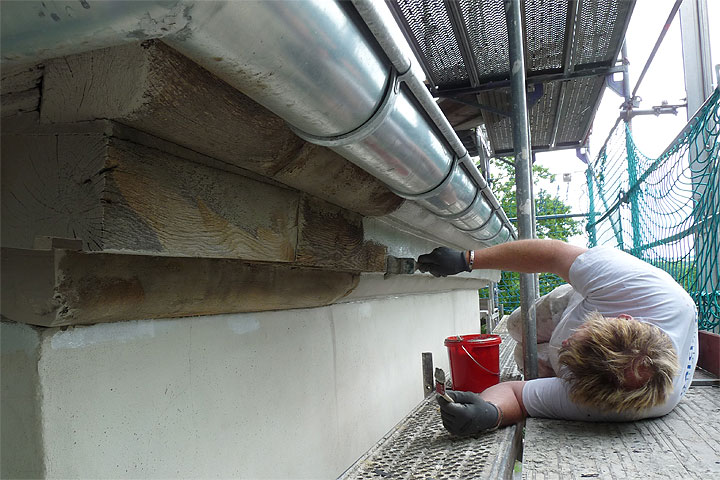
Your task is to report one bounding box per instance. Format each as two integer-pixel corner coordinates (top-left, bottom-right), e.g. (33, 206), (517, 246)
(474, 224), (507, 242)
(289, 68), (401, 148)
(392, 153), (467, 201)
(435, 187), (485, 220)
(453, 203), (502, 234)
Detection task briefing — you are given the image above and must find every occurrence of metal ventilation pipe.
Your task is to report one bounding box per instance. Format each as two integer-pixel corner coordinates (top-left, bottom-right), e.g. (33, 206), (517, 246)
(1, 0), (515, 245)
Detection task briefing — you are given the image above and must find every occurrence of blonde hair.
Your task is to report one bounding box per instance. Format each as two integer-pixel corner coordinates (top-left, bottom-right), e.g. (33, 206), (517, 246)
(558, 312), (679, 412)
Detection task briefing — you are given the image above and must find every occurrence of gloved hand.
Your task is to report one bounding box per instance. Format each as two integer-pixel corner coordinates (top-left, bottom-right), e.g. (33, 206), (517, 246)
(417, 247), (469, 277)
(437, 391), (500, 436)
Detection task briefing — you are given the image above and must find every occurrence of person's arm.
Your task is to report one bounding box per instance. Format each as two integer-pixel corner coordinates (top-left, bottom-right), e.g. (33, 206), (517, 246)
(418, 239), (587, 281)
(479, 381), (527, 426)
(468, 239), (586, 281)
(437, 381), (527, 435)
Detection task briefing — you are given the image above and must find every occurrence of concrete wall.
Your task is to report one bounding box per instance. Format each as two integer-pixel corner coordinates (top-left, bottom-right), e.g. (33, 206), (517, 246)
(1, 289), (480, 479)
(1, 323), (45, 479)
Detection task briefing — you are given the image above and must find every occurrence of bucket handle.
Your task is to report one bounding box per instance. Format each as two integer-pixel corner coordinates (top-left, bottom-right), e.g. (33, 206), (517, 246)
(461, 345), (500, 376)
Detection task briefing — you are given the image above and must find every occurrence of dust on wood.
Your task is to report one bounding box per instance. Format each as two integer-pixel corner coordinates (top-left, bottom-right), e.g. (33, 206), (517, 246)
(1, 63), (43, 117)
(0, 132), (107, 251)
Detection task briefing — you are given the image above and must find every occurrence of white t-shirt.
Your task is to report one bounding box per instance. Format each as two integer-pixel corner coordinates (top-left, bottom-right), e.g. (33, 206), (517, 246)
(522, 246), (699, 421)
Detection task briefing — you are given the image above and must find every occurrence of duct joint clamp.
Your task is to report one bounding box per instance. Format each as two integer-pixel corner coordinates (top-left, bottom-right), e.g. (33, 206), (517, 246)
(436, 187), (486, 220)
(392, 153), (467, 200)
(290, 67), (405, 147)
(473, 224), (507, 242)
(453, 201), (502, 234)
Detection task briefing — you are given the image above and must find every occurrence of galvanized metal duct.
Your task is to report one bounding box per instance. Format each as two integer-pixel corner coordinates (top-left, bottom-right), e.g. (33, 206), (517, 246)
(0, 0), (515, 245)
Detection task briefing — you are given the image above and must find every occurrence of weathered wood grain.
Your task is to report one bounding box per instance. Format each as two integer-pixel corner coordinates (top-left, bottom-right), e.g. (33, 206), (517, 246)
(2, 126), (389, 272)
(40, 40), (402, 217)
(103, 138), (299, 260)
(1, 64), (43, 117)
(1, 247), (360, 327)
(296, 195), (387, 272)
(0, 133), (108, 250)
(1, 131), (299, 261)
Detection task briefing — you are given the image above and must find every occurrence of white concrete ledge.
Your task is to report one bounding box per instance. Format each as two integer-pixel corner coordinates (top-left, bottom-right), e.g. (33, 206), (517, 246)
(340, 271), (498, 303)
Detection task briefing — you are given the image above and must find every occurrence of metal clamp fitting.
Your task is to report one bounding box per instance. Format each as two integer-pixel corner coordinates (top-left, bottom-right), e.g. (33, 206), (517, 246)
(452, 200), (502, 234)
(290, 68), (400, 148)
(436, 187), (485, 220)
(472, 223), (507, 242)
(391, 153), (468, 201)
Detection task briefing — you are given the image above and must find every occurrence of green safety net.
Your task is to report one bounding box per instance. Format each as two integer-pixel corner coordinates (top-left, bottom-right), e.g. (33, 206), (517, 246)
(586, 87), (720, 331)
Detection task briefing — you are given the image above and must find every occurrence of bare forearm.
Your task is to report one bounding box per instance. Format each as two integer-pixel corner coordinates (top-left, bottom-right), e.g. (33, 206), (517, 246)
(479, 381), (528, 426)
(466, 239), (586, 281)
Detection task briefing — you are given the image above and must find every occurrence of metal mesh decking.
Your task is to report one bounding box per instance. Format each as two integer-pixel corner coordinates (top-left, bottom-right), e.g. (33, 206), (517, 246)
(387, 0), (635, 156)
(339, 395), (518, 480)
(341, 320), (523, 479)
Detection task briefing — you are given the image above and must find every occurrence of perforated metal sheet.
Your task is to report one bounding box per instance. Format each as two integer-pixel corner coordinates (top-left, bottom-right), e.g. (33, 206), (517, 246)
(387, 0), (635, 156)
(341, 323), (523, 480)
(524, 0), (568, 72)
(458, 0), (510, 80)
(553, 76), (605, 145)
(339, 396), (518, 480)
(573, 0), (632, 68)
(394, 0), (468, 87)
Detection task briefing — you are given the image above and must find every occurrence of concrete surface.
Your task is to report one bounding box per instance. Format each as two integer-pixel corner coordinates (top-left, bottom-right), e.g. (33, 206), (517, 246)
(0, 322), (45, 479)
(1, 289), (482, 479)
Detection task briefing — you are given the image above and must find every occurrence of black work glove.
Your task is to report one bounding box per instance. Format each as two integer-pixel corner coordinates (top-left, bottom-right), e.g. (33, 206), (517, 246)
(417, 247), (470, 277)
(437, 391), (500, 436)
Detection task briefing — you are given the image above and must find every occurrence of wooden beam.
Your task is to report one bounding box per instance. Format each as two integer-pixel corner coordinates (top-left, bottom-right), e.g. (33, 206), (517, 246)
(39, 40), (402, 217)
(1, 128), (387, 271)
(296, 196), (387, 272)
(1, 247), (360, 327)
(1, 64), (42, 118)
(698, 330), (720, 377)
(1, 131), (298, 262)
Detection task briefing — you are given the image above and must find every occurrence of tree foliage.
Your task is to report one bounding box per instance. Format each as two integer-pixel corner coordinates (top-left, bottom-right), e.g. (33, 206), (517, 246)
(488, 158), (582, 241)
(483, 157), (583, 312)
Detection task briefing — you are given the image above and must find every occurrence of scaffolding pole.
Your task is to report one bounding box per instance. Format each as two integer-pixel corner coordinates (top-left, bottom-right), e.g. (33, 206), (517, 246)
(506, 0), (538, 380)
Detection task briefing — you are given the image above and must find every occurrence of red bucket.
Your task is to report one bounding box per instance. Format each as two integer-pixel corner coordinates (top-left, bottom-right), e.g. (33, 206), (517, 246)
(444, 334), (502, 393)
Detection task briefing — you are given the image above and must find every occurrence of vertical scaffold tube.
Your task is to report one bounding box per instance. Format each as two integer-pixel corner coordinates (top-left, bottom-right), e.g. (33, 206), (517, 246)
(622, 44), (641, 255)
(506, 0), (538, 379)
(586, 168), (597, 246)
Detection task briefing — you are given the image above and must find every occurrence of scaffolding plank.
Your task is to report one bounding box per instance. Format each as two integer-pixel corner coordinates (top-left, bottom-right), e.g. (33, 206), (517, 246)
(522, 385), (720, 479)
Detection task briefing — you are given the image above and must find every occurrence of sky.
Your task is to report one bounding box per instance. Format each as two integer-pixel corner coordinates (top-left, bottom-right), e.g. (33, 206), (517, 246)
(534, 0), (719, 246)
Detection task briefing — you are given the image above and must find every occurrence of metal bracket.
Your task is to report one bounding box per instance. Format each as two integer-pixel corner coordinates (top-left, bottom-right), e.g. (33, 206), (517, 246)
(526, 83), (544, 110)
(470, 221), (506, 242)
(290, 67), (401, 147)
(607, 74), (624, 97)
(391, 153), (465, 201)
(618, 190), (629, 205)
(452, 203), (502, 235)
(436, 187), (486, 220)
